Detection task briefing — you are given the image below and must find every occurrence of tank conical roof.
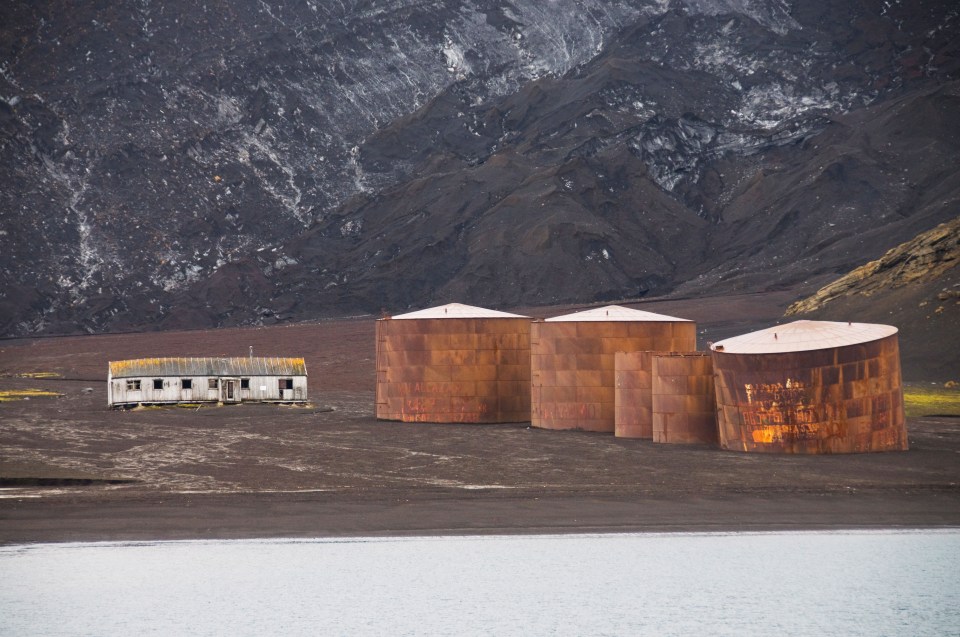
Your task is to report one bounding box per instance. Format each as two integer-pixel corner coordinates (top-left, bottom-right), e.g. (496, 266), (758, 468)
(545, 305), (691, 322)
(390, 303), (529, 320)
(710, 320), (898, 354)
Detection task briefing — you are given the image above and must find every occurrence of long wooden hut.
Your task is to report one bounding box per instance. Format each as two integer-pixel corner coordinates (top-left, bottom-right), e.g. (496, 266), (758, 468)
(108, 357), (307, 408)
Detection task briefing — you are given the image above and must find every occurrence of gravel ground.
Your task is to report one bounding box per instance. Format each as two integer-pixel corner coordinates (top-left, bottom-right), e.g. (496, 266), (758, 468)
(2, 295), (958, 544)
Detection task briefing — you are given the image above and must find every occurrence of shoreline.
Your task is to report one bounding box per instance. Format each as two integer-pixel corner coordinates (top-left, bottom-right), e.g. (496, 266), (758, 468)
(4, 488), (959, 546)
(7, 526), (960, 549)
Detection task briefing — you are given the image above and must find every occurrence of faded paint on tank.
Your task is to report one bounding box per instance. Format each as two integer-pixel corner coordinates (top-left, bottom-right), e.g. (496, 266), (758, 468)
(375, 309), (531, 423)
(614, 351), (654, 439)
(651, 352), (718, 445)
(710, 322), (908, 454)
(532, 306), (696, 432)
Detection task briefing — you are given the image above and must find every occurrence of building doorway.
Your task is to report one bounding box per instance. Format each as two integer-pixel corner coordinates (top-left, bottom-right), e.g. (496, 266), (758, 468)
(221, 378), (240, 403)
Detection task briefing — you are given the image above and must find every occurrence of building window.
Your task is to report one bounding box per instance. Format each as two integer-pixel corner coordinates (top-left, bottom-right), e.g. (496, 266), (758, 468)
(153, 379), (163, 390)
(126, 380), (141, 391)
(241, 378), (250, 389)
(279, 378), (293, 390)
(208, 378), (218, 389)
(182, 379), (192, 390)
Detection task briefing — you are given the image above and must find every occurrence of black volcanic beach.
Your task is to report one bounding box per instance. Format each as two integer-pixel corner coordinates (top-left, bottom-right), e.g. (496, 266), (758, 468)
(1, 293), (958, 544)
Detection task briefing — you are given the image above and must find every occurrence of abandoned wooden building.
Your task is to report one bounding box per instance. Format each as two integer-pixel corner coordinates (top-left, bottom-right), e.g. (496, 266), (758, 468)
(107, 357), (308, 408)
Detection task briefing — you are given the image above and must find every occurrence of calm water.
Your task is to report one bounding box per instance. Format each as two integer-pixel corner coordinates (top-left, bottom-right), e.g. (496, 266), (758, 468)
(1, 530), (958, 636)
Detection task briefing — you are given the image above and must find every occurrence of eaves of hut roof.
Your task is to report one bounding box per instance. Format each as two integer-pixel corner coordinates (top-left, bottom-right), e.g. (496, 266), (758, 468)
(108, 357), (307, 378)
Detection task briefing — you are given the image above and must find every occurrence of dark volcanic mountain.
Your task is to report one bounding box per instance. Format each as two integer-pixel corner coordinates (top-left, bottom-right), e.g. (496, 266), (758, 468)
(1, 0), (958, 334)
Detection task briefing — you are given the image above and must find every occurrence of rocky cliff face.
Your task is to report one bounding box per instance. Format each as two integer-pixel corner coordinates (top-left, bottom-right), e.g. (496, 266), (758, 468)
(1, 0), (958, 334)
(784, 216), (959, 380)
(786, 216), (960, 316)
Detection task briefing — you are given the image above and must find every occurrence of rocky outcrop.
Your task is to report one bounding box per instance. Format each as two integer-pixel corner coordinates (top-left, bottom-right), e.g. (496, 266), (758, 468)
(786, 216), (960, 315)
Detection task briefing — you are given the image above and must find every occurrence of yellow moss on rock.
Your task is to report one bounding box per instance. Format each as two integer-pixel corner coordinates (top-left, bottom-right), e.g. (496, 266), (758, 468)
(787, 216), (960, 316)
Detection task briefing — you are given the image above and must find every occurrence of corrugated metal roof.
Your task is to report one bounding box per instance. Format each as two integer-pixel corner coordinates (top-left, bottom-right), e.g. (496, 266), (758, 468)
(109, 357), (307, 378)
(710, 320), (898, 354)
(545, 305), (691, 322)
(390, 303), (529, 320)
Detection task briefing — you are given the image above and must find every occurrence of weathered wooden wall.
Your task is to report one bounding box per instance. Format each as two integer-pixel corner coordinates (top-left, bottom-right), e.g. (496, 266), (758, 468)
(108, 375), (307, 406)
(108, 357), (308, 407)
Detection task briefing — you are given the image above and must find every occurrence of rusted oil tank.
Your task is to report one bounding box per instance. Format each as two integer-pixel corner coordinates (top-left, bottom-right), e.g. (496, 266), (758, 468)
(651, 352), (718, 445)
(531, 306), (696, 432)
(375, 303), (531, 423)
(710, 320), (908, 453)
(614, 351), (654, 439)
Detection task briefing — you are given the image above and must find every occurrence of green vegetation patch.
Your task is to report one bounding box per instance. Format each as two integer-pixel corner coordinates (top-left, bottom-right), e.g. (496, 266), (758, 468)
(0, 389), (64, 402)
(903, 386), (960, 417)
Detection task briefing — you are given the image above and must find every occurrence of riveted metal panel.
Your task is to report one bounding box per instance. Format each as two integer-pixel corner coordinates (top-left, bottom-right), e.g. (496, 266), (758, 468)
(533, 320), (696, 432)
(651, 353), (718, 445)
(375, 316), (531, 423)
(711, 333), (908, 453)
(615, 351), (654, 439)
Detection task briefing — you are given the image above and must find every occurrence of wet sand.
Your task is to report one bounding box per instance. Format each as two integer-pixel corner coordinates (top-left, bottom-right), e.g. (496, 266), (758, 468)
(1, 293), (958, 544)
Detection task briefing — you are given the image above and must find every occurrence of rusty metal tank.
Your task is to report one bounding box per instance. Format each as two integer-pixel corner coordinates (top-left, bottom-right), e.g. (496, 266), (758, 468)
(375, 303), (531, 423)
(614, 351), (654, 439)
(651, 352), (718, 445)
(531, 306), (696, 432)
(710, 320), (908, 453)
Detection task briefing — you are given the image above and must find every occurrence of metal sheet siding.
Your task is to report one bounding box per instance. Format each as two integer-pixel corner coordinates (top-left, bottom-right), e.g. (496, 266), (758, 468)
(614, 351), (655, 439)
(532, 320), (697, 432)
(711, 333), (907, 453)
(651, 353), (718, 445)
(375, 316), (532, 423)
